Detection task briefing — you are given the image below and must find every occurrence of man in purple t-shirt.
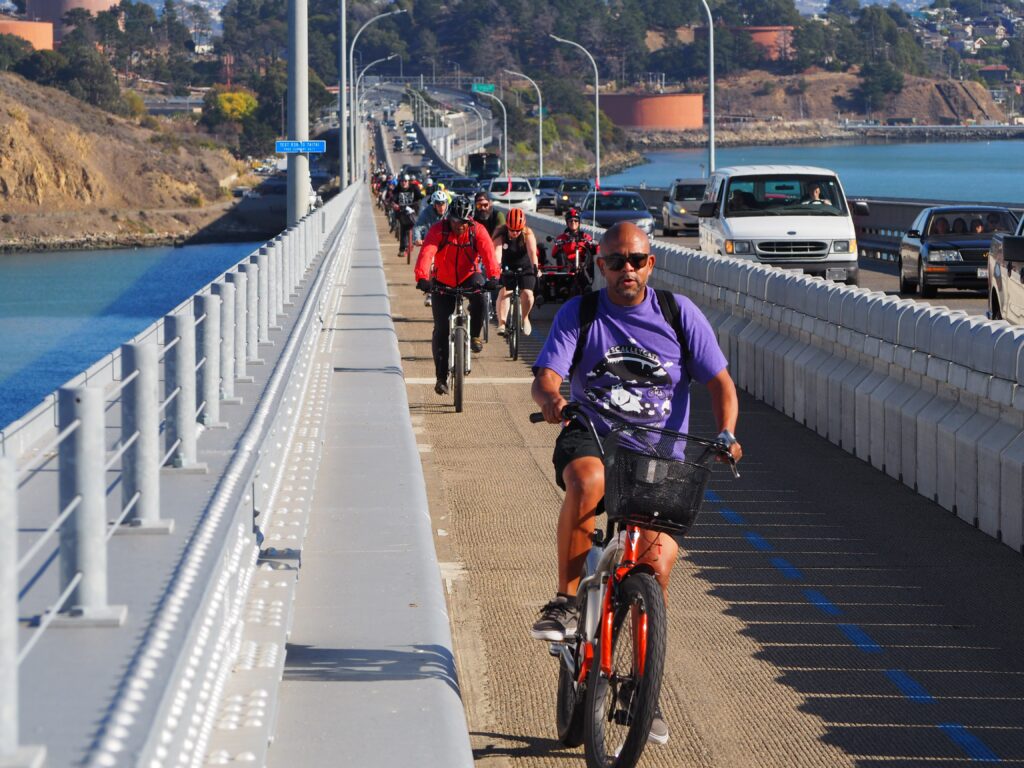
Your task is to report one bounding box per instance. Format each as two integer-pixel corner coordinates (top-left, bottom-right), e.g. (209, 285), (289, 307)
(531, 220), (742, 696)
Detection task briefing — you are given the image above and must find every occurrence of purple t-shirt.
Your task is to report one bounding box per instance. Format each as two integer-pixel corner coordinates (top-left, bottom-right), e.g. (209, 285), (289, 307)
(534, 288), (727, 436)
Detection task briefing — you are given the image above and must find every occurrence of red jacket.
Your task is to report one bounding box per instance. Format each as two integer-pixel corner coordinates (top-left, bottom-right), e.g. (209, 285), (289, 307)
(414, 220), (500, 285)
(551, 230), (596, 268)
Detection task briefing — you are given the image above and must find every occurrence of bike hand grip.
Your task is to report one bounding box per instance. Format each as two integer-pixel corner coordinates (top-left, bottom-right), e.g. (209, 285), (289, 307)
(529, 412), (546, 423)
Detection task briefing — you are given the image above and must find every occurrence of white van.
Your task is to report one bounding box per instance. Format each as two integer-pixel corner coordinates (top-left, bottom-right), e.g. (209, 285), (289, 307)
(697, 165), (868, 285)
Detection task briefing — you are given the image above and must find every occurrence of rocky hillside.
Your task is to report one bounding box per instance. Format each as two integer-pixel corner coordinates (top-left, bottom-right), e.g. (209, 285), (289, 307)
(0, 72), (246, 251)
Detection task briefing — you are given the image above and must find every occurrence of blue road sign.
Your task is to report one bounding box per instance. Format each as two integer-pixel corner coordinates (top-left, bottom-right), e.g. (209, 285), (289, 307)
(275, 140), (327, 154)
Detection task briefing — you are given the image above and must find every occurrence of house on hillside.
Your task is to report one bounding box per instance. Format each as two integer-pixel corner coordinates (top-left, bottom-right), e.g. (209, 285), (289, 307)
(979, 64), (1010, 84)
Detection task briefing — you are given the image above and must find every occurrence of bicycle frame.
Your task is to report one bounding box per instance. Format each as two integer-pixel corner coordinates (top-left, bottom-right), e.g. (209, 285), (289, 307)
(447, 293), (472, 379)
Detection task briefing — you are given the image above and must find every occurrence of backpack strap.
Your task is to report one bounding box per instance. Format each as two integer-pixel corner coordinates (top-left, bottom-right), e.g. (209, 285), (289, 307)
(568, 291), (600, 379)
(654, 289), (691, 374)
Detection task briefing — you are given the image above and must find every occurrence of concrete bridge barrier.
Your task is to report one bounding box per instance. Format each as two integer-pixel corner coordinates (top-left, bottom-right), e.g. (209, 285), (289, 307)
(524, 210), (1024, 554)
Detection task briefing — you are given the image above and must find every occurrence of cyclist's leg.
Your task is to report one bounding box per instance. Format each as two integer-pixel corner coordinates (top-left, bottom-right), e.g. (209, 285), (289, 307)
(495, 285), (509, 331)
(464, 274), (486, 341)
(520, 275), (536, 333)
(636, 531), (677, 602)
(431, 292), (455, 384)
(558, 456), (603, 596)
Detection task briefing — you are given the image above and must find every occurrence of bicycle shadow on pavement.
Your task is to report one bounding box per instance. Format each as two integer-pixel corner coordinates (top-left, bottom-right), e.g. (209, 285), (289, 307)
(470, 730), (580, 761)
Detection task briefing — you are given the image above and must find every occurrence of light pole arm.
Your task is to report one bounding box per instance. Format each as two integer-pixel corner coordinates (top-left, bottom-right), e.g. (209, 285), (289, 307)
(504, 69), (542, 179)
(477, 91), (508, 177)
(550, 34), (599, 186)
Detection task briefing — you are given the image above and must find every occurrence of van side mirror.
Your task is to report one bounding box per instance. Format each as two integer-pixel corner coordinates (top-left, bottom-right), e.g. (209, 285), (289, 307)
(1004, 235), (1024, 263)
(698, 202), (717, 218)
(906, 229), (921, 239)
(662, 195), (669, 202)
(852, 201), (870, 217)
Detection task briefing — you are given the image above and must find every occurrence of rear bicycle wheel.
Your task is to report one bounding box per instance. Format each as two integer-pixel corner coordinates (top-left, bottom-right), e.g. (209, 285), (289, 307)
(482, 292), (490, 343)
(510, 295), (521, 361)
(452, 325), (466, 413)
(583, 572), (666, 768)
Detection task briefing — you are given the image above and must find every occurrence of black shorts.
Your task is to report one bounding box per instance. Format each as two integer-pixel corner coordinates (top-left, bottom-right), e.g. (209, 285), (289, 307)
(552, 422), (603, 491)
(501, 271), (536, 292)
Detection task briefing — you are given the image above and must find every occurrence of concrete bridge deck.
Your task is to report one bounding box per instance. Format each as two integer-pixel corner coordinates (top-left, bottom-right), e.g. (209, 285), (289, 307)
(265, 192), (1024, 766)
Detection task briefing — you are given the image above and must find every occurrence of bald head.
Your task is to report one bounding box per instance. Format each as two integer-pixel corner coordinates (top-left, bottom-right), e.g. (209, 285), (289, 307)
(599, 221), (650, 255)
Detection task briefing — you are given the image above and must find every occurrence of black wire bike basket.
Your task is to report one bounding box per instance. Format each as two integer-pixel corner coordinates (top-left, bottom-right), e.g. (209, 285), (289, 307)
(603, 424), (719, 536)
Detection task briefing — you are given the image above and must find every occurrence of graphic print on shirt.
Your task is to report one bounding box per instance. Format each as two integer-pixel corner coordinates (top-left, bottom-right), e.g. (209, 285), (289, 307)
(583, 342), (673, 422)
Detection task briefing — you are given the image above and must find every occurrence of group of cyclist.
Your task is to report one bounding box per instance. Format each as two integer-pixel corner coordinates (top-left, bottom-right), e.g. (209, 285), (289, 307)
(375, 158), (744, 749)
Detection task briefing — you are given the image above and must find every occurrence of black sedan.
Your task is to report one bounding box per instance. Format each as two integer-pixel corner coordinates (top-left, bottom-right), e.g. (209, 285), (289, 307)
(578, 191), (657, 238)
(898, 206), (1017, 298)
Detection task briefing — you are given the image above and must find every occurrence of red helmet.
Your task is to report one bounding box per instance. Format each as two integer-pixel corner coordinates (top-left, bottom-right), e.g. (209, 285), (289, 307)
(507, 207), (526, 231)
(565, 208), (581, 223)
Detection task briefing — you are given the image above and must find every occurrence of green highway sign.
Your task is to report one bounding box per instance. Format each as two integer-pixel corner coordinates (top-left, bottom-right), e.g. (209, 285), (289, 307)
(471, 83), (495, 94)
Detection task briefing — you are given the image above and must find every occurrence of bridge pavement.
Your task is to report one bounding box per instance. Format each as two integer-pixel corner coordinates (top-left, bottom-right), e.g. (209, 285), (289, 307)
(368, 197), (1024, 766)
(260, 190), (1024, 766)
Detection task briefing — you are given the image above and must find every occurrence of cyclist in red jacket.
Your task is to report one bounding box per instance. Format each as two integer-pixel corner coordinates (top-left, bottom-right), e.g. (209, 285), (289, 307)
(551, 208), (598, 294)
(415, 196), (501, 395)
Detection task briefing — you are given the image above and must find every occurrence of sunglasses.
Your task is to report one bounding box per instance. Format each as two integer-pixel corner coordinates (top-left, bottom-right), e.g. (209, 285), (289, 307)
(507, 227), (523, 235)
(601, 252), (650, 271)
(475, 202), (490, 208)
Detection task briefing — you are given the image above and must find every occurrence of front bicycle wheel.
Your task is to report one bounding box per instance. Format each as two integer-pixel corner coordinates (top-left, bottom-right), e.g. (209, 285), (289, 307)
(584, 572), (666, 768)
(452, 325), (466, 413)
(510, 297), (521, 361)
(556, 594), (589, 747)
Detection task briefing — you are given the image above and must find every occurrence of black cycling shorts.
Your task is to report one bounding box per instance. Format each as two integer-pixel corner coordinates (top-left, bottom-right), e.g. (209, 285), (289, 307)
(552, 422), (603, 491)
(501, 272), (537, 292)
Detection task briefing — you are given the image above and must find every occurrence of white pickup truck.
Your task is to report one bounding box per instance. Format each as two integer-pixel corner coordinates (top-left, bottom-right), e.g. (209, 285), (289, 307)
(697, 165), (869, 285)
(988, 220), (1024, 324)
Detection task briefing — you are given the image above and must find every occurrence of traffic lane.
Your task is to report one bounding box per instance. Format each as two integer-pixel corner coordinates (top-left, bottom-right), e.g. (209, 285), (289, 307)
(382, 201), (1024, 765)
(655, 231), (988, 315)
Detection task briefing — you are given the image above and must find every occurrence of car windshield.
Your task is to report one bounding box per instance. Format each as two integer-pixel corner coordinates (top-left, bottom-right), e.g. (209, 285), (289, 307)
(492, 181), (532, 193)
(586, 194), (647, 212)
(724, 176), (848, 217)
(673, 184), (706, 201)
(926, 210), (1016, 236)
(540, 179), (562, 190)
(561, 182), (590, 192)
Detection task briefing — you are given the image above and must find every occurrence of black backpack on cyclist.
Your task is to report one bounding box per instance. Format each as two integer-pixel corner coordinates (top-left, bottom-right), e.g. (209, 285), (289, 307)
(568, 289), (692, 380)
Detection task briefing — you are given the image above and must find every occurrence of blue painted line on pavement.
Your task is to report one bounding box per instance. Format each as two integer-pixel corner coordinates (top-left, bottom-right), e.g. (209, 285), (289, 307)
(745, 531), (774, 552)
(770, 557), (803, 580)
(837, 623), (883, 653)
(884, 669), (936, 703)
(803, 589), (843, 616)
(719, 508), (746, 525)
(704, 489), (722, 503)
(938, 724), (1002, 763)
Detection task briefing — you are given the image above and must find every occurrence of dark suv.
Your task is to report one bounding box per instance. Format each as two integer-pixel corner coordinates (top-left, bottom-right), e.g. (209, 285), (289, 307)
(553, 179), (592, 216)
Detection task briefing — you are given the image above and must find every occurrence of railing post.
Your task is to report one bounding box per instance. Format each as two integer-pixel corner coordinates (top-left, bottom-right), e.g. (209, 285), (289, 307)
(212, 283), (237, 403)
(0, 459), (46, 767)
(57, 387), (126, 625)
(253, 250), (271, 345)
(239, 262), (263, 363)
(120, 342), (170, 533)
(273, 234), (286, 321)
(226, 271), (250, 381)
(266, 241), (281, 330)
(164, 313), (204, 471)
(194, 294), (223, 426)
(283, 227), (295, 305)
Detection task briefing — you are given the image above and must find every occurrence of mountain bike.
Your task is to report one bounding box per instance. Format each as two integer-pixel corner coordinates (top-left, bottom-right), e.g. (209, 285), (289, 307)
(530, 404), (738, 768)
(433, 282), (484, 413)
(502, 265), (530, 361)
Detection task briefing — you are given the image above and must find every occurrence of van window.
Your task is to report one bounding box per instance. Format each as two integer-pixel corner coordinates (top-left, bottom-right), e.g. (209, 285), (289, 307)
(724, 175), (847, 216)
(673, 184), (706, 201)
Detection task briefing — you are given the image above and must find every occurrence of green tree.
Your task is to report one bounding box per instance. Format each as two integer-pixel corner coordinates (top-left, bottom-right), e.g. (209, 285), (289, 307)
(14, 49), (67, 85)
(858, 59), (903, 112)
(58, 44), (123, 111)
(0, 33), (33, 72)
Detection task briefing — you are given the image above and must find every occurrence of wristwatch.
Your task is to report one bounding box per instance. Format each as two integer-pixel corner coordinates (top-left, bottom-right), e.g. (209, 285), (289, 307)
(717, 429), (738, 448)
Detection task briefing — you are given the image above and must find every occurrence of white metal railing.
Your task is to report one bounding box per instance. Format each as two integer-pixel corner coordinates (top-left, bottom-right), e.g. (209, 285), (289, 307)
(0, 189), (356, 762)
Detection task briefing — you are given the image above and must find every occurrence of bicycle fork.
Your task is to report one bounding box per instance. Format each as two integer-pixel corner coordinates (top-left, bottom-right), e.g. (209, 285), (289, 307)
(448, 304), (472, 378)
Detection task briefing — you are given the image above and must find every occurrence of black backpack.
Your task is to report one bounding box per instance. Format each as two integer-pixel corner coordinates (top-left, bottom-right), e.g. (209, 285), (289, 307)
(569, 289), (691, 380)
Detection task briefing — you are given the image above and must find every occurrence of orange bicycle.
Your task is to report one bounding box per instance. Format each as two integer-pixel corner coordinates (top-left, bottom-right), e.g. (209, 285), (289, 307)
(531, 404), (737, 767)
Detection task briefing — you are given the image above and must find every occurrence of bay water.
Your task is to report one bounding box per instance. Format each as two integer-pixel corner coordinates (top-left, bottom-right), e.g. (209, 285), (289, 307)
(604, 139), (1024, 204)
(0, 242), (262, 430)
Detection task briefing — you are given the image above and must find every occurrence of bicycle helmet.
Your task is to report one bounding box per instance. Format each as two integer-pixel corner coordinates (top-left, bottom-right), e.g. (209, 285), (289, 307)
(565, 207), (581, 223)
(449, 195), (474, 222)
(507, 207), (526, 231)
(429, 190), (448, 206)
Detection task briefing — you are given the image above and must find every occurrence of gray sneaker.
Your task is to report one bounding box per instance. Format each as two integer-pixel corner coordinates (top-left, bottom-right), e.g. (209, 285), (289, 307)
(530, 594), (577, 641)
(648, 705), (669, 745)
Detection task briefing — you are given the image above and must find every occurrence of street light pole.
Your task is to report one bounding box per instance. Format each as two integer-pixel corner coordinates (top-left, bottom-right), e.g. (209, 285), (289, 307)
(476, 91), (507, 177)
(465, 103), (485, 148)
(338, 0), (347, 187)
(504, 68), (542, 179)
(349, 8), (405, 184)
(550, 34), (599, 189)
(449, 60), (461, 89)
(355, 54), (396, 179)
(699, 0), (715, 173)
